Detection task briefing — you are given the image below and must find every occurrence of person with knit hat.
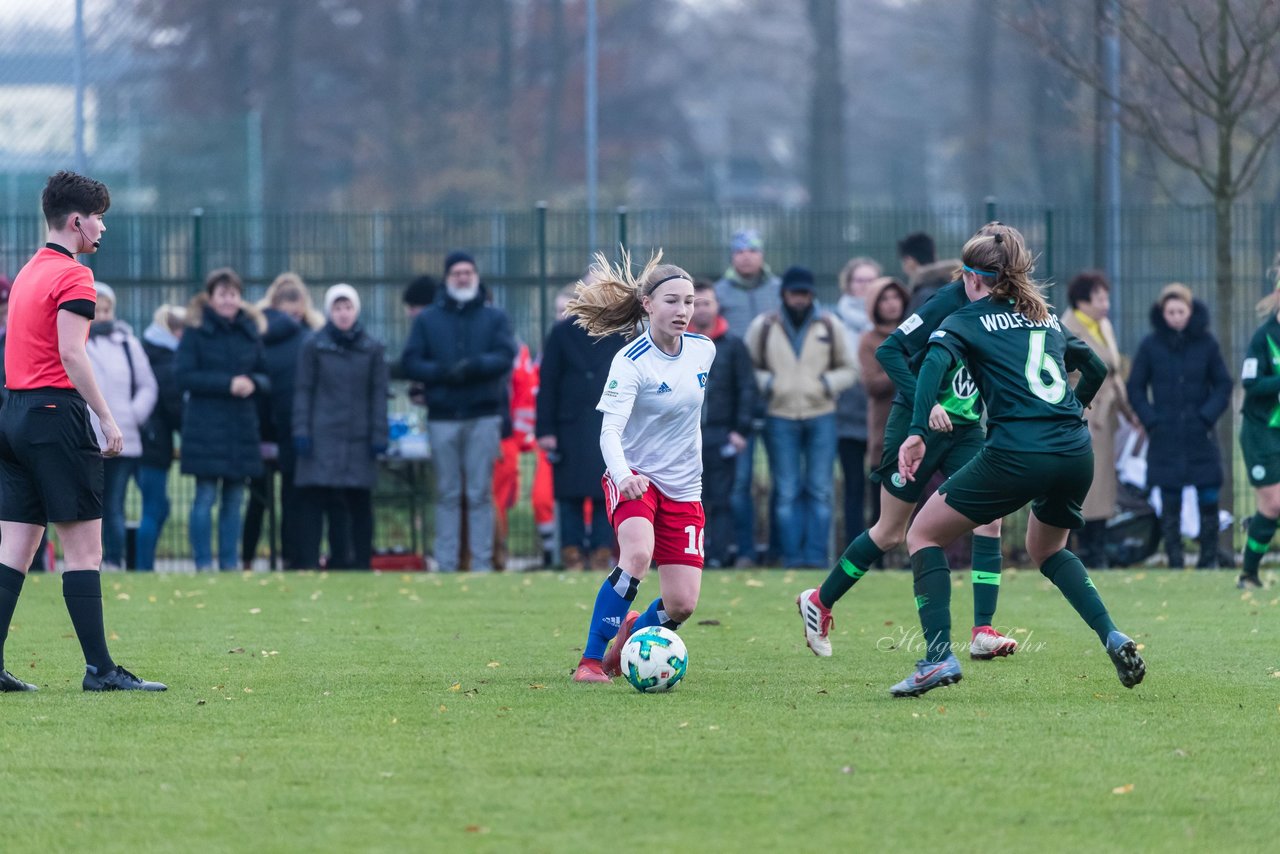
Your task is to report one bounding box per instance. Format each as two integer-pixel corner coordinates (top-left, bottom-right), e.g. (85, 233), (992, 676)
(85, 280), (158, 570)
(714, 229), (782, 566)
(744, 265), (858, 568)
(293, 283), (387, 570)
(1127, 282), (1231, 569)
(401, 252), (516, 572)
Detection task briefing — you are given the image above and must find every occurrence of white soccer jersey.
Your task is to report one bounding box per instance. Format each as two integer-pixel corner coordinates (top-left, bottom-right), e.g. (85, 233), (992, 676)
(596, 329), (717, 502)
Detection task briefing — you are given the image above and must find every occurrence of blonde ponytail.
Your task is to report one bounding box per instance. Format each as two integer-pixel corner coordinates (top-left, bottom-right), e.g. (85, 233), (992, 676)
(564, 248), (691, 340)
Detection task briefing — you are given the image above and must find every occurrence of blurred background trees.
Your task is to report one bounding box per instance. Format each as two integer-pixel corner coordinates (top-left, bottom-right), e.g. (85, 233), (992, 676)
(3, 0), (1280, 213)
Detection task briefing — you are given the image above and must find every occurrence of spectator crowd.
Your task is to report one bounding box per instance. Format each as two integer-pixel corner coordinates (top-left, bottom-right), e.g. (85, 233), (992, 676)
(0, 228), (1244, 573)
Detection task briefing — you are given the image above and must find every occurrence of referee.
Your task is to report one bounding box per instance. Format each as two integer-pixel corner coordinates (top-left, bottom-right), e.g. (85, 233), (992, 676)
(0, 171), (165, 692)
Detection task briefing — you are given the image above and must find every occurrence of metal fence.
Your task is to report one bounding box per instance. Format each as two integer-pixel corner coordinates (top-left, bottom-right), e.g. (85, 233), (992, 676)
(2, 203), (1277, 566)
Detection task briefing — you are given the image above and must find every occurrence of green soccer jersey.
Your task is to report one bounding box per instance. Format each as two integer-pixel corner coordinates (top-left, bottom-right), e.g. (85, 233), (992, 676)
(918, 297), (1100, 454)
(1240, 315), (1280, 429)
(888, 280), (982, 423)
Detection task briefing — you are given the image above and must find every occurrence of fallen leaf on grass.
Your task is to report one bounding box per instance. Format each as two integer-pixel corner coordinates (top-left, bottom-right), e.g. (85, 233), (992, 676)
(196, 699), (206, 706)
(528, 684), (545, 690)
(248, 608), (262, 615)
(108, 631), (120, 641)
(744, 579), (765, 588)
(449, 682), (461, 692)
(841, 766), (854, 774)
(380, 771), (394, 779)
(148, 595), (157, 603)
(697, 619), (720, 626)
(486, 661), (501, 668)
(116, 593), (130, 601)
(465, 826), (489, 834)
(228, 647), (245, 654)
(1112, 784), (1134, 795)
(243, 687), (253, 693)
(438, 704), (447, 713)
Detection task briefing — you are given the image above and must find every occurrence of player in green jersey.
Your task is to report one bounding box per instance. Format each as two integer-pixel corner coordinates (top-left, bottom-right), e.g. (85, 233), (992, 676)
(1237, 283), (1280, 590)
(797, 224), (1016, 662)
(890, 224), (1144, 697)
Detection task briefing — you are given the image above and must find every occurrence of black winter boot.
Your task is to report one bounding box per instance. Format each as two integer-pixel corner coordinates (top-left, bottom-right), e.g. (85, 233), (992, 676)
(1162, 493), (1184, 569)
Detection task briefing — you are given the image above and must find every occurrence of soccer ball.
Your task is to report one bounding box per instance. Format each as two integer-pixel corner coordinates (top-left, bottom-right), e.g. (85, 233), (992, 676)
(621, 626), (688, 693)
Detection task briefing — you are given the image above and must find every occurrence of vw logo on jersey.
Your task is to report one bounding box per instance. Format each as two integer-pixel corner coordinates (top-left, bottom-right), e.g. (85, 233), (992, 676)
(697, 372), (708, 388)
(1253, 465), (1267, 481)
(952, 366), (977, 399)
(891, 472), (906, 489)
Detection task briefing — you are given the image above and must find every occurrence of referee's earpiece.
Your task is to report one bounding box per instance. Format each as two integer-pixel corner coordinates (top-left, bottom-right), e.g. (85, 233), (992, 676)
(75, 218), (81, 228)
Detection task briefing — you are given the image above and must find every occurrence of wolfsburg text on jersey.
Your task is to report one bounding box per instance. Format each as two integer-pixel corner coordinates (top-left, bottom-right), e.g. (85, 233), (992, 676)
(977, 312), (1062, 333)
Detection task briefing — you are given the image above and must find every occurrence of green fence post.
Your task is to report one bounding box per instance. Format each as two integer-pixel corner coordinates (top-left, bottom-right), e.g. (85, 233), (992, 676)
(190, 207), (205, 283)
(616, 205), (628, 260)
(1044, 207), (1055, 306)
(536, 201), (549, 344)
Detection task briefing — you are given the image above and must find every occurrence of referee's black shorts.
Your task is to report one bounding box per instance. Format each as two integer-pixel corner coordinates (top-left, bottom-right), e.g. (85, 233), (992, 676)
(0, 388), (103, 524)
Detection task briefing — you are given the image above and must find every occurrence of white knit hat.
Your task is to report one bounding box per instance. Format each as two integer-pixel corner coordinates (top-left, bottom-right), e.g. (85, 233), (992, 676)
(94, 281), (116, 306)
(324, 283), (361, 316)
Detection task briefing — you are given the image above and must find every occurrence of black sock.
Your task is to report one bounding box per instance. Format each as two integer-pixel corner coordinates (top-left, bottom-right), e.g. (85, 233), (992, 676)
(0, 563), (27, 672)
(62, 570), (115, 673)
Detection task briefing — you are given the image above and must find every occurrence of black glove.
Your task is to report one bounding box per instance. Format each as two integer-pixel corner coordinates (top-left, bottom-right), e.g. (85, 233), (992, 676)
(448, 358), (475, 383)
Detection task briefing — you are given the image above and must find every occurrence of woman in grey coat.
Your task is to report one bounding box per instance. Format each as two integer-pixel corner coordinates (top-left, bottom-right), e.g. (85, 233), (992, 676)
(292, 284), (389, 569)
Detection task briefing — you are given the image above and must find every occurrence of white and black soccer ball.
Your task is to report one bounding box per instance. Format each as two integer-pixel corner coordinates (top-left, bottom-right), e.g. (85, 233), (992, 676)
(621, 626), (688, 693)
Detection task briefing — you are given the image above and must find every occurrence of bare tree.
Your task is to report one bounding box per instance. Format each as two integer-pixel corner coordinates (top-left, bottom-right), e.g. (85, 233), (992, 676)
(1013, 0), (1280, 509)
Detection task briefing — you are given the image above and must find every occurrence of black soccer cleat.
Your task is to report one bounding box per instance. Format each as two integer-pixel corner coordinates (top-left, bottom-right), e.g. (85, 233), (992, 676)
(1104, 631), (1146, 689)
(82, 664), (167, 692)
(0, 669), (38, 692)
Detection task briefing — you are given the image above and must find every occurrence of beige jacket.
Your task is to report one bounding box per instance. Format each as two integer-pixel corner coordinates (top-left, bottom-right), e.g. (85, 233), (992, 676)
(1062, 309), (1136, 520)
(744, 308), (858, 420)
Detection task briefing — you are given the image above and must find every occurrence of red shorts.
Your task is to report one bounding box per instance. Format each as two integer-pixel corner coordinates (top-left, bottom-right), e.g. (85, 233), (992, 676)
(602, 473), (705, 569)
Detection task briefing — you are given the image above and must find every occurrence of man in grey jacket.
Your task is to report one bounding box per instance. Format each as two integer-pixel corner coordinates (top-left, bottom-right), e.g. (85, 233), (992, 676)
(714, 229), (782, 566)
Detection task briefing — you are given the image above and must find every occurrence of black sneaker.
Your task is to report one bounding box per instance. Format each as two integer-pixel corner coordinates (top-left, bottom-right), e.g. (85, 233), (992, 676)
(82, 664), (167, 692)
(1237, 574), (1265, 590)
(0, 669), (37, 692)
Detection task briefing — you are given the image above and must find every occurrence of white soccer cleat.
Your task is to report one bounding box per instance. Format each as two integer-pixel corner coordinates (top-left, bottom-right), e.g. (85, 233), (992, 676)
(796, 588), (833, 657)
(969, 625), (1018, 660)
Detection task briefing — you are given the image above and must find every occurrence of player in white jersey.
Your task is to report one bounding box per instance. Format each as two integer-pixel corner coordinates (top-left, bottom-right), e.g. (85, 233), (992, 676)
(565, 250), (716, 683)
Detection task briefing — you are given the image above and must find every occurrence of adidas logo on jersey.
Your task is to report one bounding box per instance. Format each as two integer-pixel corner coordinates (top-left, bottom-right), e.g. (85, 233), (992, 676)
(656, 382), (673, 394)
(603, 615), (623, 628)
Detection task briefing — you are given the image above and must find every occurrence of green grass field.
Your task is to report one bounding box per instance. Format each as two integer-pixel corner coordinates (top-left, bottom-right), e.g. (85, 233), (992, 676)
(2, 568), (1276, 853)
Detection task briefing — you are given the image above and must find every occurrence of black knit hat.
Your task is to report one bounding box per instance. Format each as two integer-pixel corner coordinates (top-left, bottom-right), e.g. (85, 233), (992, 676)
(780, 265), (815, 292)
(443, 251), (476, 277)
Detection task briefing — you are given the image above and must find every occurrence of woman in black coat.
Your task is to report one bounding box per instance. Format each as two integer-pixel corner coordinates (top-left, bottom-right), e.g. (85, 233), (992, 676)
(176, 269), (271, 571)
(292, 284), (389, 570)
(1127, 283), (1232, 568)
(241, 272), (324, 569)
(535, 296), (628, 570)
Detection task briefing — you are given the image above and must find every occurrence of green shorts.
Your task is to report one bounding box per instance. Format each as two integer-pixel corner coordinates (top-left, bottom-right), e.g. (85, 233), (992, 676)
(1240, 421), (1280, 487)
(939, 446), (1093, 530)
(870, 403), (984, 503)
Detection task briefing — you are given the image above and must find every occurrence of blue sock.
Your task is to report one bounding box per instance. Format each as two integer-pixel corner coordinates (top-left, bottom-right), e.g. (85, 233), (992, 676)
(582, 567), (639, 661)
(633, 597), (680, 632)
